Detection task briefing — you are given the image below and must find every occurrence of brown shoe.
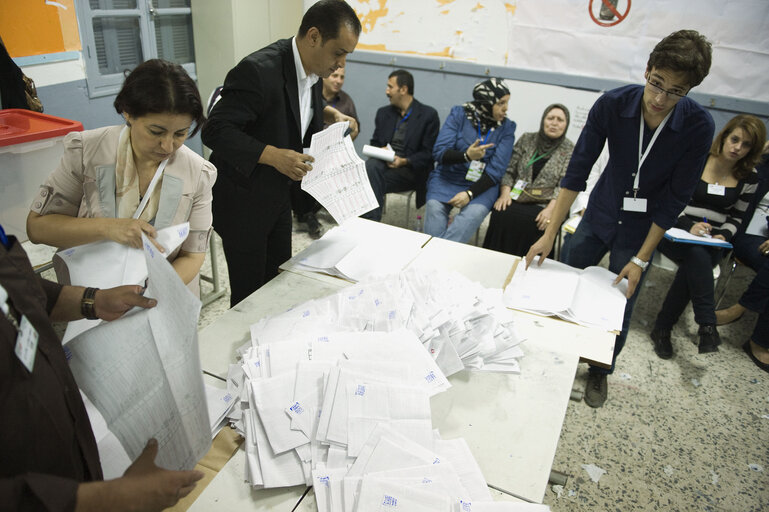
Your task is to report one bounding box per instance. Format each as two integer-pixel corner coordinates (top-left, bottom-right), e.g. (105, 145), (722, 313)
(716, 304), (745, 326)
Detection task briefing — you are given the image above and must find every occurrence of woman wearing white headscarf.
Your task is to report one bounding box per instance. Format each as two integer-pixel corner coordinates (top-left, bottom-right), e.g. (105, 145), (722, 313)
(423, 78), (516, 243)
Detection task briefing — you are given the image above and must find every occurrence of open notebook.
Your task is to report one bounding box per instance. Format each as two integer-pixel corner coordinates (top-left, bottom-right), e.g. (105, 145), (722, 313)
(503, 258), (627, 332)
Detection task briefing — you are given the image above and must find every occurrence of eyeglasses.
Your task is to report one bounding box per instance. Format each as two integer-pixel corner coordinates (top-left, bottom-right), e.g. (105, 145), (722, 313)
(646, 79), (687, 99)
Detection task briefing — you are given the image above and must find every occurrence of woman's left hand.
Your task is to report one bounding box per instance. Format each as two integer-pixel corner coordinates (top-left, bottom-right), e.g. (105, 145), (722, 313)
(713, 234), (726, 241)
(448, 191), (471, 209)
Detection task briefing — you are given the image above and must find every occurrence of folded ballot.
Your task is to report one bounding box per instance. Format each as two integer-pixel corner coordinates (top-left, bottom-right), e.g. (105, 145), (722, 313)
(362, 144), (396, 162)
(504, 258), (627, 332)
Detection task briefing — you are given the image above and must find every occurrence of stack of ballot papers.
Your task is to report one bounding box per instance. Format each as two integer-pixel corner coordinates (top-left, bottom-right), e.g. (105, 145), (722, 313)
(503, 258), (627, 332)
(285, 217), (430, 282)
(222, 268), (534, 511)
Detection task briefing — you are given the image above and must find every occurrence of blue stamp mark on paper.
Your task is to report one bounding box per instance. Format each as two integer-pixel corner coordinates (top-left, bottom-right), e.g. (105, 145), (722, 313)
(425, 371), (436, 383)
(222, 393), (233, 403)
(388, 310), (396, 320)
(318, 336), (329, 343)
(422, 477), (432, 484)
(289, 402), (304, 415)
(354, 384), (366, 396)
(178, 225), (188, 237)
(375, 298), (381, 306)
(253, 360), (261, 368)
(319, 475), (329, 487)
(460, 500), (472, 511)
(382, 495), (397, 507)
(432, 457), (440, 464)
(302, 310), (310, 318)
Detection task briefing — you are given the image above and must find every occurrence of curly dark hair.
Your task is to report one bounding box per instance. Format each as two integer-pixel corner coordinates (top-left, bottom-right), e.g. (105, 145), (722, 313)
(647, 30), (712, 88)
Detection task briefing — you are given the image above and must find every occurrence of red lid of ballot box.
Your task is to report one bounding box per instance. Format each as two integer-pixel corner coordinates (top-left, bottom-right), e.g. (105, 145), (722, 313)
(0, 109), (83, 147)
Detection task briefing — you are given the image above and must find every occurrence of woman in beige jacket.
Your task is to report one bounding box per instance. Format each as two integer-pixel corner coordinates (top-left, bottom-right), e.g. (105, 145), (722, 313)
(27, 59), (216, 291)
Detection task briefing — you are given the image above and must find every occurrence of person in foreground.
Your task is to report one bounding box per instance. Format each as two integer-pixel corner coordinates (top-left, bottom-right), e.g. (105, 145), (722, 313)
(26, 59), (216, 296)
(483, 103), (574, 256)
(202, 0), (360, 306)
(650, 115), (764, 358)
(525, 30), (715, 408)
(361, 69), (440, 222)
(0, 224), (203, 511)
(424, 78), (516, 242)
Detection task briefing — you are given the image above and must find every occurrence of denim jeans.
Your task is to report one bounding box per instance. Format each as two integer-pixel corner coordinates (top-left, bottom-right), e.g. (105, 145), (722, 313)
(362, 159), (421, 221)
(564, 219), (650, 375)
(424, 199), (490, 243)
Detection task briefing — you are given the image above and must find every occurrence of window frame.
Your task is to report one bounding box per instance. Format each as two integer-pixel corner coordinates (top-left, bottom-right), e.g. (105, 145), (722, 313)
(76, 0), (196, 98)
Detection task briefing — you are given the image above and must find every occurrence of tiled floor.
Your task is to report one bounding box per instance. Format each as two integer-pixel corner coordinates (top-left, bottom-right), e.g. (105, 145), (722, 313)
(199, 194), (768, 511)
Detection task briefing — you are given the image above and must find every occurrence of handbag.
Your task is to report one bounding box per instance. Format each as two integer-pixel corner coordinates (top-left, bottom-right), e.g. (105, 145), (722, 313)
(23, 74), (43, 112)
(516, 186), (555, 204)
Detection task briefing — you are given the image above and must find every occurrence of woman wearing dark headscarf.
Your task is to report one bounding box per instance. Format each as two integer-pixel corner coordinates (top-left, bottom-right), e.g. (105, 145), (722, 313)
(424, 78), (516, 243)
(483, 104), (574, 256)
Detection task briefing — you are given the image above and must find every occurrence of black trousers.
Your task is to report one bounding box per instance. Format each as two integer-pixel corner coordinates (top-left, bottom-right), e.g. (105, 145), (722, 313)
(212, 173), (292, 307)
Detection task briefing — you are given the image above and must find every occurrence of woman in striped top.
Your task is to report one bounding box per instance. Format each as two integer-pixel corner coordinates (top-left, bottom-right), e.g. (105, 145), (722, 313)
(650, 114), (766, 358)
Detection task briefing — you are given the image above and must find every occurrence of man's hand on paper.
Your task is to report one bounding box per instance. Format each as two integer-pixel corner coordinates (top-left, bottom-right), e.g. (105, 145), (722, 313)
(525, 233), (555, 269)
(76, 438), (204, 512)
(614, 261), (641, 298)
(387, 155), (408, 168)
(94, 284), (157, 321)
(261, 145), (314, 181)
(107, 219), (164, 252)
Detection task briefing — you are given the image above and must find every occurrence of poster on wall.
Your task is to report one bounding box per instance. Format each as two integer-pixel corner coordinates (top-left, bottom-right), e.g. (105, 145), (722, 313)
(324, 0), (769, 103)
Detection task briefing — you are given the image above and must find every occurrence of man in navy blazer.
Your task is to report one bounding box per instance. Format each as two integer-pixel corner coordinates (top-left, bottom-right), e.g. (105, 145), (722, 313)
(202, 0), (360, 306)
(362, 70), (440, 221)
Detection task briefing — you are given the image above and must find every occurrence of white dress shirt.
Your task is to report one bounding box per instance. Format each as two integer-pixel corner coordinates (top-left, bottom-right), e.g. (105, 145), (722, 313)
(291, 37), (320, 139)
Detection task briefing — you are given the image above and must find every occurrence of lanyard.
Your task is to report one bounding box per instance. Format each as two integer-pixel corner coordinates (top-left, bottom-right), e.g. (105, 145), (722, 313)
(133, 158), (169, 219)
(635, 110), (672, 196)
(394, 108), (412, 134)
(526, 150), (550, 168)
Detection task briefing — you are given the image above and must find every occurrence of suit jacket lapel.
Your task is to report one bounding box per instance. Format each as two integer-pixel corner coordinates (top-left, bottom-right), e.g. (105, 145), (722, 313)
(284, 50), (301, 136)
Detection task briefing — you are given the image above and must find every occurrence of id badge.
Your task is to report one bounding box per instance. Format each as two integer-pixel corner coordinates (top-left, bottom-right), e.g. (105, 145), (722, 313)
(15, 315), (39, 373)
(707, 183), (726, 196)
(465, 160), (485, 182)
(509, 179), (527, 201)
(623, 197), (647, 212)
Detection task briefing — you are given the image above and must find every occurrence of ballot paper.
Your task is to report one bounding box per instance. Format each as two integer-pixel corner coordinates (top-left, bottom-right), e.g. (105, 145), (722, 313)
(362, 144), (396, 162)
(504, 258), (627, 332)
(68, 233), (210, 471)
(286, 217), (429, 282)
(301, 121), (378, 224)
(204, 383), (237, 437)
(55, 222), (190, 343)
(663, 227), (733, 248)
(354, 477), (453, 512)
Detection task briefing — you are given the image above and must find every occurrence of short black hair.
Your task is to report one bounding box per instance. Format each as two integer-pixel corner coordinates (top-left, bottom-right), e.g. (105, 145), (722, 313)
(298, 0), (361, 41)
(389, 69), (414, 96)
(647, 29), (712, 88)
(114, 59), (205, 136)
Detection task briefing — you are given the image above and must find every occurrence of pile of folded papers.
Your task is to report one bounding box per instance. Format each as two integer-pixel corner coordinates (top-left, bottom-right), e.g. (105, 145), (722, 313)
(220, 269), (544, 511)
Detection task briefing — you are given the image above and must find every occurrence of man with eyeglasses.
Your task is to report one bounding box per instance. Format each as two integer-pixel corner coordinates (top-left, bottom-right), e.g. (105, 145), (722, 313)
(526, 30), (715, 408)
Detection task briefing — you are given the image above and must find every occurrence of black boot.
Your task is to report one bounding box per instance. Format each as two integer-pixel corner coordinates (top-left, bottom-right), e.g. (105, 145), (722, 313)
(650, 325), (673, 359)
(697, 324), (721, 354)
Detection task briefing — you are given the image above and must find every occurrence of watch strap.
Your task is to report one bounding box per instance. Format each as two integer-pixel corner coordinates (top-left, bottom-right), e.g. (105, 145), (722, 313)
(630, 256), (649, 270)
(81, 287), (99, 320)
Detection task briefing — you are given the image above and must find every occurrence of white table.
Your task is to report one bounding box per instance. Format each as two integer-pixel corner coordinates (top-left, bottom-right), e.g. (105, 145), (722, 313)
(192, 223), (614, 508)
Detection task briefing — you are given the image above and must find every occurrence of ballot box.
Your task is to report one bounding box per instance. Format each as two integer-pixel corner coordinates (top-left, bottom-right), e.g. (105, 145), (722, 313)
(0, 109), (83, 241)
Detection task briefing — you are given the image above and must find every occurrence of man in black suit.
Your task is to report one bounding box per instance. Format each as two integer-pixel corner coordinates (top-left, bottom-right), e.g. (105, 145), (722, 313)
(362, 70), (440, 221)
(202, 0), (361, 306)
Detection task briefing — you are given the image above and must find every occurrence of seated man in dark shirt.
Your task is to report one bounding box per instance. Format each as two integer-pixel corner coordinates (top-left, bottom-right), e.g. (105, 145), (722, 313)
(0, 224), (203, 511)
(526, 30), (715, 408)
(362, 69), (440, 221)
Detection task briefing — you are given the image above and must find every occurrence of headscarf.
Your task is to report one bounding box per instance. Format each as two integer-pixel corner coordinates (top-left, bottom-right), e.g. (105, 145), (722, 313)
(535, 103), (570, 156)
(463, 78), (510, 134)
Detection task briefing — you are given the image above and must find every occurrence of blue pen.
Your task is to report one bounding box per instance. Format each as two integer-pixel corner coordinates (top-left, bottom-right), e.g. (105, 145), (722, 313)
(700, 217), (712, 238)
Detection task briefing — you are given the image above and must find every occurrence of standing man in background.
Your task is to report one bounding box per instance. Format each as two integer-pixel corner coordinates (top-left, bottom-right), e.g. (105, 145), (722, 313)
(292, 66), (361, 239)
(202, 0), (361, 306)
(526, 30), (715, 408)
(362, 70), (440, 222)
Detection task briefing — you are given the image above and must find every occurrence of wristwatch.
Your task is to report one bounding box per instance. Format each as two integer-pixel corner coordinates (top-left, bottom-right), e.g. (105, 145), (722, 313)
(465, 189), (474, 200)
(81, 287), (99, 320)
(630, 256), (649, 270)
